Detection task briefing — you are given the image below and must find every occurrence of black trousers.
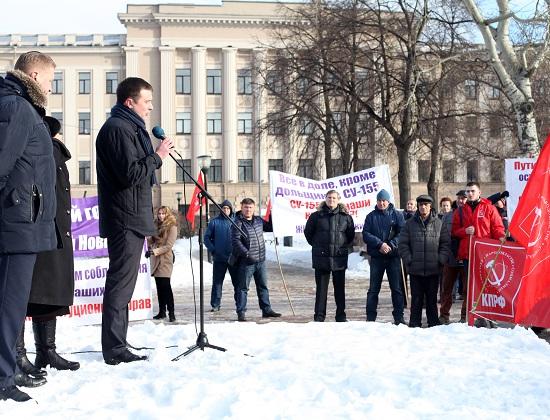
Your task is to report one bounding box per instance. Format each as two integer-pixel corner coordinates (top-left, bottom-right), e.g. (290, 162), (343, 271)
(154, 276), (174, 314)
(314, 269), (346, 321)
(101, 230), (144, 359)
(409, 274), (440, 327)
(0, 253), (36, 387)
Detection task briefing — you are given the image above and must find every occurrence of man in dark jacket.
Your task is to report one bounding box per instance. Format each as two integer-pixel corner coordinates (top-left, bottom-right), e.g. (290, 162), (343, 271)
(231, 198), (281, 322)
(304, 190), (355, 322)
(399, 195), (450, 327)
(96, 77), (173, 365)
(362, 189), (406, 324)
(204, 200), (239, 312)
(0, 52), (57, 402)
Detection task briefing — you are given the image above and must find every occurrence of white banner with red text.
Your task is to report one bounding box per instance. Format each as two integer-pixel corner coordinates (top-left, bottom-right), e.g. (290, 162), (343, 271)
(269, 166), (394, 238)
(505, 158), (536, 220)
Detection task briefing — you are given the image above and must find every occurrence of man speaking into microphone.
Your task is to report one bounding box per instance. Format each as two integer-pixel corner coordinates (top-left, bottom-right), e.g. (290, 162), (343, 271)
(96, 77), (173, 365)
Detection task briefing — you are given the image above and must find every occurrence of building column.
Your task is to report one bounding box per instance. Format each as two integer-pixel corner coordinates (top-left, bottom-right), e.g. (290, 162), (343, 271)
(124, 47), (140, 78)
(159, 46), (176, 183)
(90, 68), (104, 184)
(222, 47), (237, 183)
(253, 48), (269, 187)
(63, 69), (78, 182)
(191, 47), (206, 175)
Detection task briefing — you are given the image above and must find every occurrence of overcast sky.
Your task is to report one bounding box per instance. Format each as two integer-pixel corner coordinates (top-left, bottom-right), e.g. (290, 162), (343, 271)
(0, 0), (539, 35)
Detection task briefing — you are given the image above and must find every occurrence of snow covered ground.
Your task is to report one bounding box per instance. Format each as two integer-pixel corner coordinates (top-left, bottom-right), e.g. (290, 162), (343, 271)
(4, 237), (549, 418)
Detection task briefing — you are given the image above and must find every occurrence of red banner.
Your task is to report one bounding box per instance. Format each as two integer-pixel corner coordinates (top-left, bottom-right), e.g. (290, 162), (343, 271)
(185, 171), (205, 230)
(467, 238), (526, 326)
(509, 136), (550, 328)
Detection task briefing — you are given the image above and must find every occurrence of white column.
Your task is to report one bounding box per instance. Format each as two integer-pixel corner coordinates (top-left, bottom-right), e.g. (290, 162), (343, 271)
(124, 47), (140, 78)
(253, 48), (269, 184)
(222, 47), (237, 183)
(90, 68), (104, 184)
(63, 69), (78, 182)
(191, 47), (206, 175)
(159, 46), (176, 182)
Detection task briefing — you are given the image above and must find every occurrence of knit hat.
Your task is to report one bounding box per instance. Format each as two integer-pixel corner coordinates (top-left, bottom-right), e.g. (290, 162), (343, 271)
(376, 189), (391, 202)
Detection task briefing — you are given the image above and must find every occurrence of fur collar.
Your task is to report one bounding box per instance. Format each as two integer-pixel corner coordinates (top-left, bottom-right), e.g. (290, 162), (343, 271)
(318, 202), (348, 214)
(7, 69), (47, 108)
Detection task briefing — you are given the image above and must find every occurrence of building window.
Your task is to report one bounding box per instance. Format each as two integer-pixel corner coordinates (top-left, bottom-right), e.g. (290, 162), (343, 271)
(297, 77), (310, 95)
(488, 86), (500, 99)
(465, 116), (478, 137)
(464, 79), (477, 99)
(207, 112), (222, 134)
(238, 159), (253, 182)
(268, 159), (283, 172)
(206, 69), (222, 94)
(237, 112), (253, 134)
(267, 112), (285, 136)
(358, 113), (369, 134)
(489, 116), (502, 138)
(467, 160), (479, 182)
(78, 112), (90, 134)
(106, 72), (118, 94)
(332, 112), (343, 132)
(298, 117), (314, 135)
(79, 161), (91, 185)
(490, 160), (504, 182)
(418, 159), (430, 182)
(298, 159), (314, 179)
(356, 71), (368, 96)
(356, 158), (373, 170)
(176, 69), (191, 94)
(176, 112), (191, 134)
(442, 160), (455, 183)
(332, 159), (344, 177)
(51, 72), (63, 94)
(50, 112), (63, 135)
(266, 70), (282, 95)
(209, 159), (222, 182)
(79, 72), (91, 94)
(237, 69), (252, 95)
(176, 159), (192, 183)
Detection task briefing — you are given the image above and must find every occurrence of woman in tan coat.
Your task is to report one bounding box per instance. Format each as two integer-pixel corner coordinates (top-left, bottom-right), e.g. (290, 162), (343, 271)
(147, 206), (178, 322)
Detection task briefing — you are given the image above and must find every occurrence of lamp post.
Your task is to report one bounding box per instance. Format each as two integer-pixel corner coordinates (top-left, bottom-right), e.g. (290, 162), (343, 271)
(175, 191), (182, 214)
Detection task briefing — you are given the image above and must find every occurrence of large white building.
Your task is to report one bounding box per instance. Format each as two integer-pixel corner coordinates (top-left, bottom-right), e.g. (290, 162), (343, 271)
(0, 1), (506, 212)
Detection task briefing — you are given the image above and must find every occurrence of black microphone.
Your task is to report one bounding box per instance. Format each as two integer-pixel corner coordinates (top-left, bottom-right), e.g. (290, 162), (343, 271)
(152, 126), (166, 140)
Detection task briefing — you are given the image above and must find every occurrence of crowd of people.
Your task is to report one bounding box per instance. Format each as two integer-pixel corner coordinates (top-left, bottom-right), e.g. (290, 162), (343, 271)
(0, 51), (516, 403)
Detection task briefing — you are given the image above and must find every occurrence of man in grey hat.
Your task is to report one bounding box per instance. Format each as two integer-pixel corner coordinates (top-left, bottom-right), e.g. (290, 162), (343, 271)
(399, 195), (450, 327)
(362, 189), (406, 324)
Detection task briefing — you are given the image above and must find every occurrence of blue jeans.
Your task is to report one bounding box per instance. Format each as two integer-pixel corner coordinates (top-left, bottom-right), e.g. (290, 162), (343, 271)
(236, 261), (272, 314)
(366, 256), (404, 322)
(210, 261), (239, 309)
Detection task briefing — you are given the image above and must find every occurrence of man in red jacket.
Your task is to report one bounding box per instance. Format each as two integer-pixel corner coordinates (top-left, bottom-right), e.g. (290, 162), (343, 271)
(452, 181), (506, 323)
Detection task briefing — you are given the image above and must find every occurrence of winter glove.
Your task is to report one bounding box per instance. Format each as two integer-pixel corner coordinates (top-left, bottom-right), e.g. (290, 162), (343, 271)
(145, 250), (152, 258)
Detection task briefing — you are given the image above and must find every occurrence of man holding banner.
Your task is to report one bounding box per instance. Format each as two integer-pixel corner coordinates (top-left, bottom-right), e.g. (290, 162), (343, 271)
(452, 181), (505, 323)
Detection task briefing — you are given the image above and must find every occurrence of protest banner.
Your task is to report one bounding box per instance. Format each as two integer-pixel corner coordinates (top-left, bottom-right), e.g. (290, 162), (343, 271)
(269, 165), (394, 238)
(505, 158), (536, 220)
(71, 196), (108, 258)
(467, 237), (526, 326)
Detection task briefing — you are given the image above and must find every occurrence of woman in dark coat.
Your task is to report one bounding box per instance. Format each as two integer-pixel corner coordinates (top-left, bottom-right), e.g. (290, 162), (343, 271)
(304, 190), (355, 322)
(16, 116), (79, 388)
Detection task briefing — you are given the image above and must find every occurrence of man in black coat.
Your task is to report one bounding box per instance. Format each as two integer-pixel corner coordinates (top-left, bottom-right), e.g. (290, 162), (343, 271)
(304, 190), (355, 322)
(96, 77), (173, 365)
(230, 197), (281, 322)
(0, 52), (57, 402)
(399, 195), (450, 327)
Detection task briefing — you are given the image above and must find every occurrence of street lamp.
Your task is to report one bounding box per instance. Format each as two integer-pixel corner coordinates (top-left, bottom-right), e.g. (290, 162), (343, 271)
(175, 191), (182, 214)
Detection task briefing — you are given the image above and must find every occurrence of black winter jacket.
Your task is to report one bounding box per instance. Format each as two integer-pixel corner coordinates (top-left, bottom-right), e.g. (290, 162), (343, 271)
(362, 203), (405, 258)
(398, 211), (450, 276)
(29, 138), (74, 307)
(231, 211), (272, 265)
(304, 202), (355, 271)
(96, 115), (162, 238)
(0, 73), (57, 254)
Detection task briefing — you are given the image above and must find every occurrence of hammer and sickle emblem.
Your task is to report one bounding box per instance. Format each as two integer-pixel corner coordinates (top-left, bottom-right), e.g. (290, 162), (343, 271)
(485, 259), (506, 287)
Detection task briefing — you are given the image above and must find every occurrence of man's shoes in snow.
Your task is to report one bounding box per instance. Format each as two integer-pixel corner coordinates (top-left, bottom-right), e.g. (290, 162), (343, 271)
(262, 310), (282, 318)
(237, 313), (247, 322)
(14, 371), (46, 388)
(438, 315), (450, 325)
(0, 385), (31, 402)
(210, 306), (220, 312)
(394, 318), (407, 326)
(105, 349), (148, 365)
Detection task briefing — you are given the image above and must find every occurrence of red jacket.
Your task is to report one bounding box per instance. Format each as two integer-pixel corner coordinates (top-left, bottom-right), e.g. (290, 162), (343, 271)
(451, 198), (505, 260)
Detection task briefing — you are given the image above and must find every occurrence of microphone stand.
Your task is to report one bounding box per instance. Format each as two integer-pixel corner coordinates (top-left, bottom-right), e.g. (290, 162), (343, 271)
(168, 151), (247, 360)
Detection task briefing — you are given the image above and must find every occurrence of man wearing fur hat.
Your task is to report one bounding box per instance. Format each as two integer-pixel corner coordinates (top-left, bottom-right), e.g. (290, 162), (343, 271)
(0, 51), (57, 402)
(304, 190), (355, 322)
(362, 189), (406, 324)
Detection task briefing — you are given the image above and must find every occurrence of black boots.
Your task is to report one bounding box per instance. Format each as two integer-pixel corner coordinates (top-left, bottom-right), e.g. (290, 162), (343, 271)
(14, 369), (47, 388)
(0, 386), (31, 402)
(16, 324), (47, 379)
(153, 312), (166, 320)
(33, 319), (80, 371)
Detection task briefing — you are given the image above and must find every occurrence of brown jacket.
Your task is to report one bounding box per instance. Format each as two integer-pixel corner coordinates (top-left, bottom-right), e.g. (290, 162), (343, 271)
(149, 224), (177, 278)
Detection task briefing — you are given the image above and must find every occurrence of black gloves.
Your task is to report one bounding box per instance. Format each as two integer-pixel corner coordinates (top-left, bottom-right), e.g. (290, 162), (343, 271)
(145, 250), (152, 258)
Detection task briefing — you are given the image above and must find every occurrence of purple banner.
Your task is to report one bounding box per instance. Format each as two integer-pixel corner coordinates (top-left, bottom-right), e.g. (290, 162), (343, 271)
(71, 196), (108, 258)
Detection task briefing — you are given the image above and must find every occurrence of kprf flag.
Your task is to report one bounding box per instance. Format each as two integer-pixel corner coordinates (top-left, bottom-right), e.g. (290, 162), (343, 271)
(509, 136), (550, 328)
(467, 238), (526, 326)
(263, 198), (272, 222)
(185, 171), (206, 230)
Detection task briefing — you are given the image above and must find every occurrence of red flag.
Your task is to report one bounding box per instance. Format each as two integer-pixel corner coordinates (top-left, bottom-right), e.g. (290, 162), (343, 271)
(185, 171), (206, 230)
(263, 198), (272, 222)
(467, 238), (526, 326)
(509, 136), (550, 328)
